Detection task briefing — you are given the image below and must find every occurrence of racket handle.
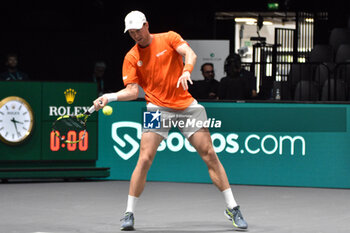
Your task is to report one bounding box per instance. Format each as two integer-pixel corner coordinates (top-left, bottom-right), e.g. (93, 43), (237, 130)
(87, 105), (95, 114)
(87, 100), (102, 114)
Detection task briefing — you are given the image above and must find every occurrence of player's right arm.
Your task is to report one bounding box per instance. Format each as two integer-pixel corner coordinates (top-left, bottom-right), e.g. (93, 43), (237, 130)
(93, 83), (139, 111)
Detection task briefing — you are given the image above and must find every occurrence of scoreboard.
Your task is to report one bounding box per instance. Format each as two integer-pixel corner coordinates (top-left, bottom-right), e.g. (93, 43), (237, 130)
(0, 81), (108, 179)
(41, 82), (97, 161)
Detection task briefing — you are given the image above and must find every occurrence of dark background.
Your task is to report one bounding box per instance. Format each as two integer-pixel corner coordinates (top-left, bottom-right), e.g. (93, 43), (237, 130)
(0, 0), (349, 92)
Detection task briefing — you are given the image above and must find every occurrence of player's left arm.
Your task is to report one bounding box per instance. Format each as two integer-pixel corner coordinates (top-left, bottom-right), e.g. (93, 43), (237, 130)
(176, 43), (197, 90)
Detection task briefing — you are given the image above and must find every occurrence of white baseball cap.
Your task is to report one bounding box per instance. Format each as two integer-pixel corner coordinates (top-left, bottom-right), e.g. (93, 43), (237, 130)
(124, 11), (147, 33)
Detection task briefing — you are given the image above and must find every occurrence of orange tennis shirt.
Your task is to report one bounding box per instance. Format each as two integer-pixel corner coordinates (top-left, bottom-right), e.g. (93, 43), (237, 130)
(122, 31), (194, 109)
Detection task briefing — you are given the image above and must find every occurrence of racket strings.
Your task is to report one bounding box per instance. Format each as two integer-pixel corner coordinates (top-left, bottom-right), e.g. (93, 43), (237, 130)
(52, 116), (87, 143)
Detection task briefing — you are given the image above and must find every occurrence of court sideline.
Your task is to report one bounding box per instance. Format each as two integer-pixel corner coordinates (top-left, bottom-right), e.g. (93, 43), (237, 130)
(1, 180), (349, 233)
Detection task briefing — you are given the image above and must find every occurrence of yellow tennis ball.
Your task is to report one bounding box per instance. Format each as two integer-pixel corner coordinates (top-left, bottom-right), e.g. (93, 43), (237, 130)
(102, 105), (113, 116)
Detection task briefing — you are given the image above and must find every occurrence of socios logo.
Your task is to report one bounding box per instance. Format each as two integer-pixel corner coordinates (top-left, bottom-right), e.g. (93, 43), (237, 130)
(111, 121), (141, 160)
(111, 121), (306, 160)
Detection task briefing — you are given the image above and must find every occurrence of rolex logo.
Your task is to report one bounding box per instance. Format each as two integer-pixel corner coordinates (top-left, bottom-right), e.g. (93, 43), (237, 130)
(64, 88), (77, 104)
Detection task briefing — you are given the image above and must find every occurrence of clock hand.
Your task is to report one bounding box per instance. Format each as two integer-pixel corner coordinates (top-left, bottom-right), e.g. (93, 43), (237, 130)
(11, 117), (20, 135)
(12, 118), (23, 124)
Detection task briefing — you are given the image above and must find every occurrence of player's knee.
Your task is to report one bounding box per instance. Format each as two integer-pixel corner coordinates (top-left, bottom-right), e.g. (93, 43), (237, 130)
(137, 154), (154, 169)
(201, 146), (218, 165)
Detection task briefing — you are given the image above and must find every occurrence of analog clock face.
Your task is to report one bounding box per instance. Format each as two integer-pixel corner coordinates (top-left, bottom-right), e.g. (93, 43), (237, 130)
(0, 96), (34, 145)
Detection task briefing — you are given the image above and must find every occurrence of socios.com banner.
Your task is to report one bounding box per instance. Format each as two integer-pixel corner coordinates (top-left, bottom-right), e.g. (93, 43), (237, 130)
(97, 101), (350, 188)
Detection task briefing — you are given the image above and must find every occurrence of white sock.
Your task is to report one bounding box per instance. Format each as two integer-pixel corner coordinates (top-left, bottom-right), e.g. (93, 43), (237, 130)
(125, 195), (138, 213)
(222, 188), (238, 209)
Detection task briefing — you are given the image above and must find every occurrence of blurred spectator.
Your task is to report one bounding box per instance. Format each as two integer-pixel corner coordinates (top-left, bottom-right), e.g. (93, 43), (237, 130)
(92, 61), (106, 96)
(218, 53), (257, 100)
(0, 53), (29, 81)
(189, 63), (219, 100)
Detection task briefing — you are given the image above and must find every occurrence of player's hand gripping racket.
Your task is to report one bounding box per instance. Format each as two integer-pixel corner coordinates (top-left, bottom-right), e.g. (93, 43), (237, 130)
(52, 102), (100, 144)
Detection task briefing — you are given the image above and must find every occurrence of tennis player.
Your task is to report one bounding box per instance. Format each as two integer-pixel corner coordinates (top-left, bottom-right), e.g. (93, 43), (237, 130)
(93, 10), (248, 231)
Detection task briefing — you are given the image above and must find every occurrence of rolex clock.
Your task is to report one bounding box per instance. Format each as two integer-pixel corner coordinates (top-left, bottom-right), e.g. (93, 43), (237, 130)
(0, 96), (34, 145)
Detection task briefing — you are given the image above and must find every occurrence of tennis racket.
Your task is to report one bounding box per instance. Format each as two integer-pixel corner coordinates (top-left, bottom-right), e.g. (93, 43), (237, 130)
(52, 104), (97, 144)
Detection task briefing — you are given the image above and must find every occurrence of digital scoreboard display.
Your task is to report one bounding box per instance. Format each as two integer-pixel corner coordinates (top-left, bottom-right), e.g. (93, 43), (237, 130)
(0, 81), (110, 180)
(43, 122), (97, 160)
(50, 130), (89, 152)
(41, 82), (98, 161)
(0, 81), (98, 162)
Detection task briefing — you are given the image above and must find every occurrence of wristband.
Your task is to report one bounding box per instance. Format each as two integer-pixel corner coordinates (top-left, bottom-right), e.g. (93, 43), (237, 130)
(183, 64), (194, 74)
(103, 93), (118, 103)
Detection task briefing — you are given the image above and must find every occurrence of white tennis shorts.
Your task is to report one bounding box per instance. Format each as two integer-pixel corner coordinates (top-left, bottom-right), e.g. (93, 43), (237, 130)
(143, 100), (208, 139)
